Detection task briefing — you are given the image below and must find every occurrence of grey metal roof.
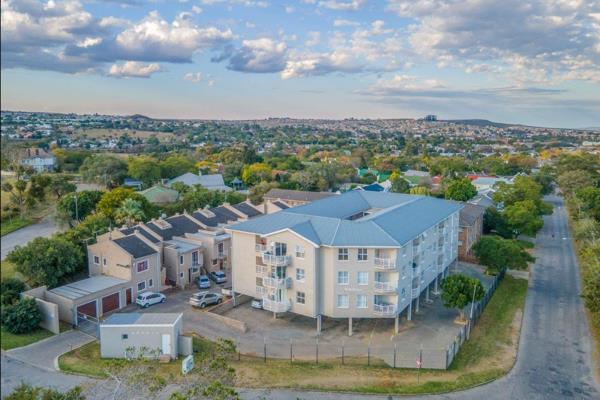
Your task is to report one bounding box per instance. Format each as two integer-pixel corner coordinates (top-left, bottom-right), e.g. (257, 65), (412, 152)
(145, 215), (203, 240)
(113, 235), (157, 258)
(459, 203), (486, 226)
(119, 227), (160, 243)
(166, 239), (201, 253)
(264, 188), (336, 202)
(231, 202), (262, 217)
(272, 200), (289, 209)
(168, 173), (231, 191)
(102, 312), (182, 326)
(228, 191), (463, 247)
(50, 276), (128, 300)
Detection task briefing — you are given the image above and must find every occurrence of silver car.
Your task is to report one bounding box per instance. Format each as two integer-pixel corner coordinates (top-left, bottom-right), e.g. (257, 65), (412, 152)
(189, 291), (223, 309)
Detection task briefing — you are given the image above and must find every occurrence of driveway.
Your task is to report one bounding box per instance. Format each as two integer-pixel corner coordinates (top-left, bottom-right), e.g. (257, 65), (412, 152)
(240, 195), (600, 399)
(1, 330), (95, 397)
(1, 215), (59, 260)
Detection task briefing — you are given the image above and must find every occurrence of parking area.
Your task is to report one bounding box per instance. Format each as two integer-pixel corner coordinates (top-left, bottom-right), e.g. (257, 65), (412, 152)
(124, 262), (495, 360)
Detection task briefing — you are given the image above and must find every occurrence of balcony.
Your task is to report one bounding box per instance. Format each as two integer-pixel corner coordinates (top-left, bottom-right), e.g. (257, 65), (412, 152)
(261, 253), (291, 267)
(374, 281), (397, 293)
(262, 297), (291, 313)
(255, 244), (267, 253)
(373, 303), (397, 316)
(412, 265), (421, 276)
(374, 257), (396, 270)
(263, 276), (292, 290)
(412, 287), (421, 298)
(217, 252), (227, 259)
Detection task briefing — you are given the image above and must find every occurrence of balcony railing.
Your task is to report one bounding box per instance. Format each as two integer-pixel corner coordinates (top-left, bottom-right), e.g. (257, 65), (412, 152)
(261, 253), (291, 267)
(374, 281), (397, 293)
(412, 287), (421, 298)
(263, 276), (292, 290)
(217, 252), (227, 259)
(373, 303), (397, 316)
(255, 244), (267, 252)
(262, 297), (291, 313)
(374, 257), (396, 270)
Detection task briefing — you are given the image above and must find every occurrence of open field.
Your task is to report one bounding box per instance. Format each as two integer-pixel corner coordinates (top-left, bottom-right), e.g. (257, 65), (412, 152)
(59, 275), (528, 395)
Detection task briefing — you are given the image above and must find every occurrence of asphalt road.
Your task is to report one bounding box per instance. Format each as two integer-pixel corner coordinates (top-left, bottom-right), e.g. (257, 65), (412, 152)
(241, 194), (600, 400)
(1, 215), (59, 260)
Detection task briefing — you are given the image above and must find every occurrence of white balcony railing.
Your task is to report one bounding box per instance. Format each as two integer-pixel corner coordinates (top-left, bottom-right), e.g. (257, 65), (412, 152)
(412, 287), (421, 298)
(261, 253), (291, 267)
(374, 257), (396, 270)
(262, 297), (291, 313)
(263, 276), (292, 290)
(373, 303), (397, 316)
(374, 281), (397, 293)
(255, 244), (267, 252)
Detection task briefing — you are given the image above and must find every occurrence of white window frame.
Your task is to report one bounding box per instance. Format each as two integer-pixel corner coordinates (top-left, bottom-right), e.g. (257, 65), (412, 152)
(93, 255), (100, 265)
(136, 260), (149, 272)
(295, 245), (305, 258)
(357, 271), (368, 285)
(356, 295), (368, 309)
(137, 281), (146, 291)
(357, 248), (368, 261)
(296, 268), (305, 282)
(179, 255), (184, 265)
(296, 291), (305, 304)
(338, 248), (349, 261)
(336, 294), (349, 308)
(337, 271), (349, 285)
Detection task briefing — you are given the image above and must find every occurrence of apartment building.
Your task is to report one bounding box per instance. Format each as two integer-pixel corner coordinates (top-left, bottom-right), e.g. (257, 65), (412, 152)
(227, 191), (462, 335)
(458, 203), (486, 262)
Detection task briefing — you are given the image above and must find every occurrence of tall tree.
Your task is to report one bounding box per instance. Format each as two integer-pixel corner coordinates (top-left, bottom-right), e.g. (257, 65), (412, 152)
(128, 155), (161, 187)
(445, 177), (477, 201)
(473, 236), (534, 274)
(440, 274), (485, 321)
(503, 200), (544, 237)
(115, 198), (146, 227)
(80, 155), (127, 188)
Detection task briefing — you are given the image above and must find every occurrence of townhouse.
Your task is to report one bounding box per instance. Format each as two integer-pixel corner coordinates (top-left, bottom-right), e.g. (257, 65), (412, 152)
(227, 191), (462, 335)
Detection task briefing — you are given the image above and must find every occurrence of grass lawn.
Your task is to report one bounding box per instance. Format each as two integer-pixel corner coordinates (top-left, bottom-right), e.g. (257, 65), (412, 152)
(59, 276), (528, 395)
(0, 326), (54, 350)
(1, 216), (33, 236)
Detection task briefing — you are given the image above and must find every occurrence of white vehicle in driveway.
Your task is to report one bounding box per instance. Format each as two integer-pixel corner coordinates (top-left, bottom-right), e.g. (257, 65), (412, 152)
(136, 292), (166, 308)
(251, 298), (263, 309)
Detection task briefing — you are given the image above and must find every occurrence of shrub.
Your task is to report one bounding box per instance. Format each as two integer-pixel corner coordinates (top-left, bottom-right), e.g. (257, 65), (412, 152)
(2, 297), (42, 334)
(5, 383), (85, 400)
(0, 278), (26, 306)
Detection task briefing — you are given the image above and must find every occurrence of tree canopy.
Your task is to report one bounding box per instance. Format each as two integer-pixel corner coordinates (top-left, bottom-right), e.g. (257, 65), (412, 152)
(440, 274), (485, 320)
(445, 177), (477, 201)
(473, 236), (534, 274)
(80, 155), (127, 188)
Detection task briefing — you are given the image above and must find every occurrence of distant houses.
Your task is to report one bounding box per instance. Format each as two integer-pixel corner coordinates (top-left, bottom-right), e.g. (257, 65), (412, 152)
(167, 171), (232, 191)
(17, 147), (56, 172)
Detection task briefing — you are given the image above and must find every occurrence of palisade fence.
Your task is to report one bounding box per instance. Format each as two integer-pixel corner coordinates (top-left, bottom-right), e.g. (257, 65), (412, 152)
(221, 270), (506, 370)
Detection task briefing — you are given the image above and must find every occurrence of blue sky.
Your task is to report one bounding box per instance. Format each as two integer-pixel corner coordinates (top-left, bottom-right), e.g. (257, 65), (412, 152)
(1, 0), (599, 128)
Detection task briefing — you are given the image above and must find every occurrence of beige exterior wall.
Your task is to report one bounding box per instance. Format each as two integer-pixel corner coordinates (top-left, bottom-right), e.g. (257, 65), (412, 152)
(163, 244), (203, 289)
(186, 231), (231, 276)
(88, 240), (134, 281)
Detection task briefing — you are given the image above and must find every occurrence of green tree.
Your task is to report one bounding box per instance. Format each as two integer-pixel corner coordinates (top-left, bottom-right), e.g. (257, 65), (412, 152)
(4, 383), (85, 400)
(248, 181), (278, 205)
(473, 236), (534, 274)
(159, 154), (196, 179)
(79, 155), (127, 188)
(2, 297), (42, 334)
(7, 237), (84, 288)
(1, 278), (26, 306)
(241, 163), (272, 185)
(483, 207), (514, 238)
(503, 200), (544, 237)
(445, 177), (477, 201)
(96, 187), (156, 222)
(1, 165), (33, 216)
(557, 170), (595, 198)
(409, 186), (430, 195)
(115, 198), (146, 227)
(48, 175), (77, 198)
(440, 274), (485, 321)
(582, 264), (600, 313)
(128, 156), (161, 187)
(389, 171), (410, 193)
(576, 187), (600, 221)
(56, 190), (103, 224)
(62, 213), (112, 253)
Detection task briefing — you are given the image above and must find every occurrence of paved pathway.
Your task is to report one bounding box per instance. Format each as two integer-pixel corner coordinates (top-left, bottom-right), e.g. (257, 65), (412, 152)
(1, 215), (59, 260)
(240, 195), (600, 399)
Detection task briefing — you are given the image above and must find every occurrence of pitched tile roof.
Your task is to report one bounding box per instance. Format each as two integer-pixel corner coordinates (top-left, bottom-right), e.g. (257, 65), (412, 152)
(113, 235), (157, 258)
(145, 215), (203, 240)
(459, 203), (486, 226)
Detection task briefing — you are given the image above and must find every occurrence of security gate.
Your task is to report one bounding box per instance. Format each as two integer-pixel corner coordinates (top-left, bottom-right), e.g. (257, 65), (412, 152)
(77, 311), (99, 338)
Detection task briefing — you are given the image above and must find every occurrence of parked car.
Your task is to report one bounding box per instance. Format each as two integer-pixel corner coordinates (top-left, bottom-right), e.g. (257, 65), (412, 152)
(209, 271), (227, 284)
(251, 298), (263, 309)
(189, 292), (223, 309)
(196, 275), (211, 289)
(136, 292), (166, 308)
(221, 285), (233, 297)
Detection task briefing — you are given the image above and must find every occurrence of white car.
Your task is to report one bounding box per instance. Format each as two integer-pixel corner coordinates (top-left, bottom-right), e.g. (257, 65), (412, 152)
(136, 292), (166, 308)
(251, 298), (263, 309)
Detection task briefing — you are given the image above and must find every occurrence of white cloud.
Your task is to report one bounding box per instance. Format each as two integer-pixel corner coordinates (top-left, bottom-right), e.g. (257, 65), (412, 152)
(184, 71), (203, 82)
(318, 0), (366, 11)
(109, 61), (161, 77)
(305, 31), (321, 47)
(227, 38), (287, 72)
(333, 19), (360, 27)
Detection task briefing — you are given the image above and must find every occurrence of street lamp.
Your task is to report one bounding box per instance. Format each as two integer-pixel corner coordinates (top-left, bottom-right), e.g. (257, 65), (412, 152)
(72, 194), (79, 221)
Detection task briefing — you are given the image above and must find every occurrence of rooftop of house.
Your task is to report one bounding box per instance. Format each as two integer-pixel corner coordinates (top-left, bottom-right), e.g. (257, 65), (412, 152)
(18, 147), (54, 160)
(167, 172), (231, 191)
(165, 238), (202, 253)
(50, 275), (128, 300)
(145, 214), (203, 240)
(102, 312), (182, 326)
(139, 185), (180, 204)
(264, 188), (336, 203)
(228, 191), (463, 247)
(459, 203), (487, 226)
(113, 234), (158, 258)
(119, 226), (160, 243)
(231, 202), (262, 217)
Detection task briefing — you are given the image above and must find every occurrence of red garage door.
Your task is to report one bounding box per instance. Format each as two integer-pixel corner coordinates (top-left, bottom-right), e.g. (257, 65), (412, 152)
(77, 301), (97, 317)
(102, 293), (120, 314)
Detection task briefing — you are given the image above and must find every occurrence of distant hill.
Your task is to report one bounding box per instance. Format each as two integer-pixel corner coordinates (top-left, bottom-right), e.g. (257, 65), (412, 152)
(128, 114), (152, 120)
(441, 119), (513, 128)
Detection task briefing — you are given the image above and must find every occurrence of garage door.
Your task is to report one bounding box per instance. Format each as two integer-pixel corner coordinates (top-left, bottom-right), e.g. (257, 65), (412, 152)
(77, 300), (97, 317)
(102, 293), (120, 314)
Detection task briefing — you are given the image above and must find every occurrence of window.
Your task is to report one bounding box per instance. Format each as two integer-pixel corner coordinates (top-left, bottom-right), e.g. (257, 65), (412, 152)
(179, 255), (184, 265)
(137, 281), (146, 291)
(337, 271), (349, 285)
(357, 271), (368, 285)
(121, 334), (128, 340)
(401, 288), (406, 299)
(103, 258), (107, 266)
(295, 245), (305, 258)
(179, 272), (184, 278)
(93, 255), (100, 265)
(336, 294), (349, 308)
(192, 251), (199, 266)
(148, 279), (153, 288)
(357, 248), (368, 261)
(296, 291), (305, 304)
(296, 268), (305, 282)
(274, 242), (287, 256)
(256, 277), (263, 287)
(338, 248), (349, 261)
(356, 295), (368, 309)
(136, 260), (149, 272)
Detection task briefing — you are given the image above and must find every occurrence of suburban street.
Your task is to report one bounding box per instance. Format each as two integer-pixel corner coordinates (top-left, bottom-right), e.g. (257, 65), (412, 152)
(1, 215), (59, 260)
(241, 194), (600, 400)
